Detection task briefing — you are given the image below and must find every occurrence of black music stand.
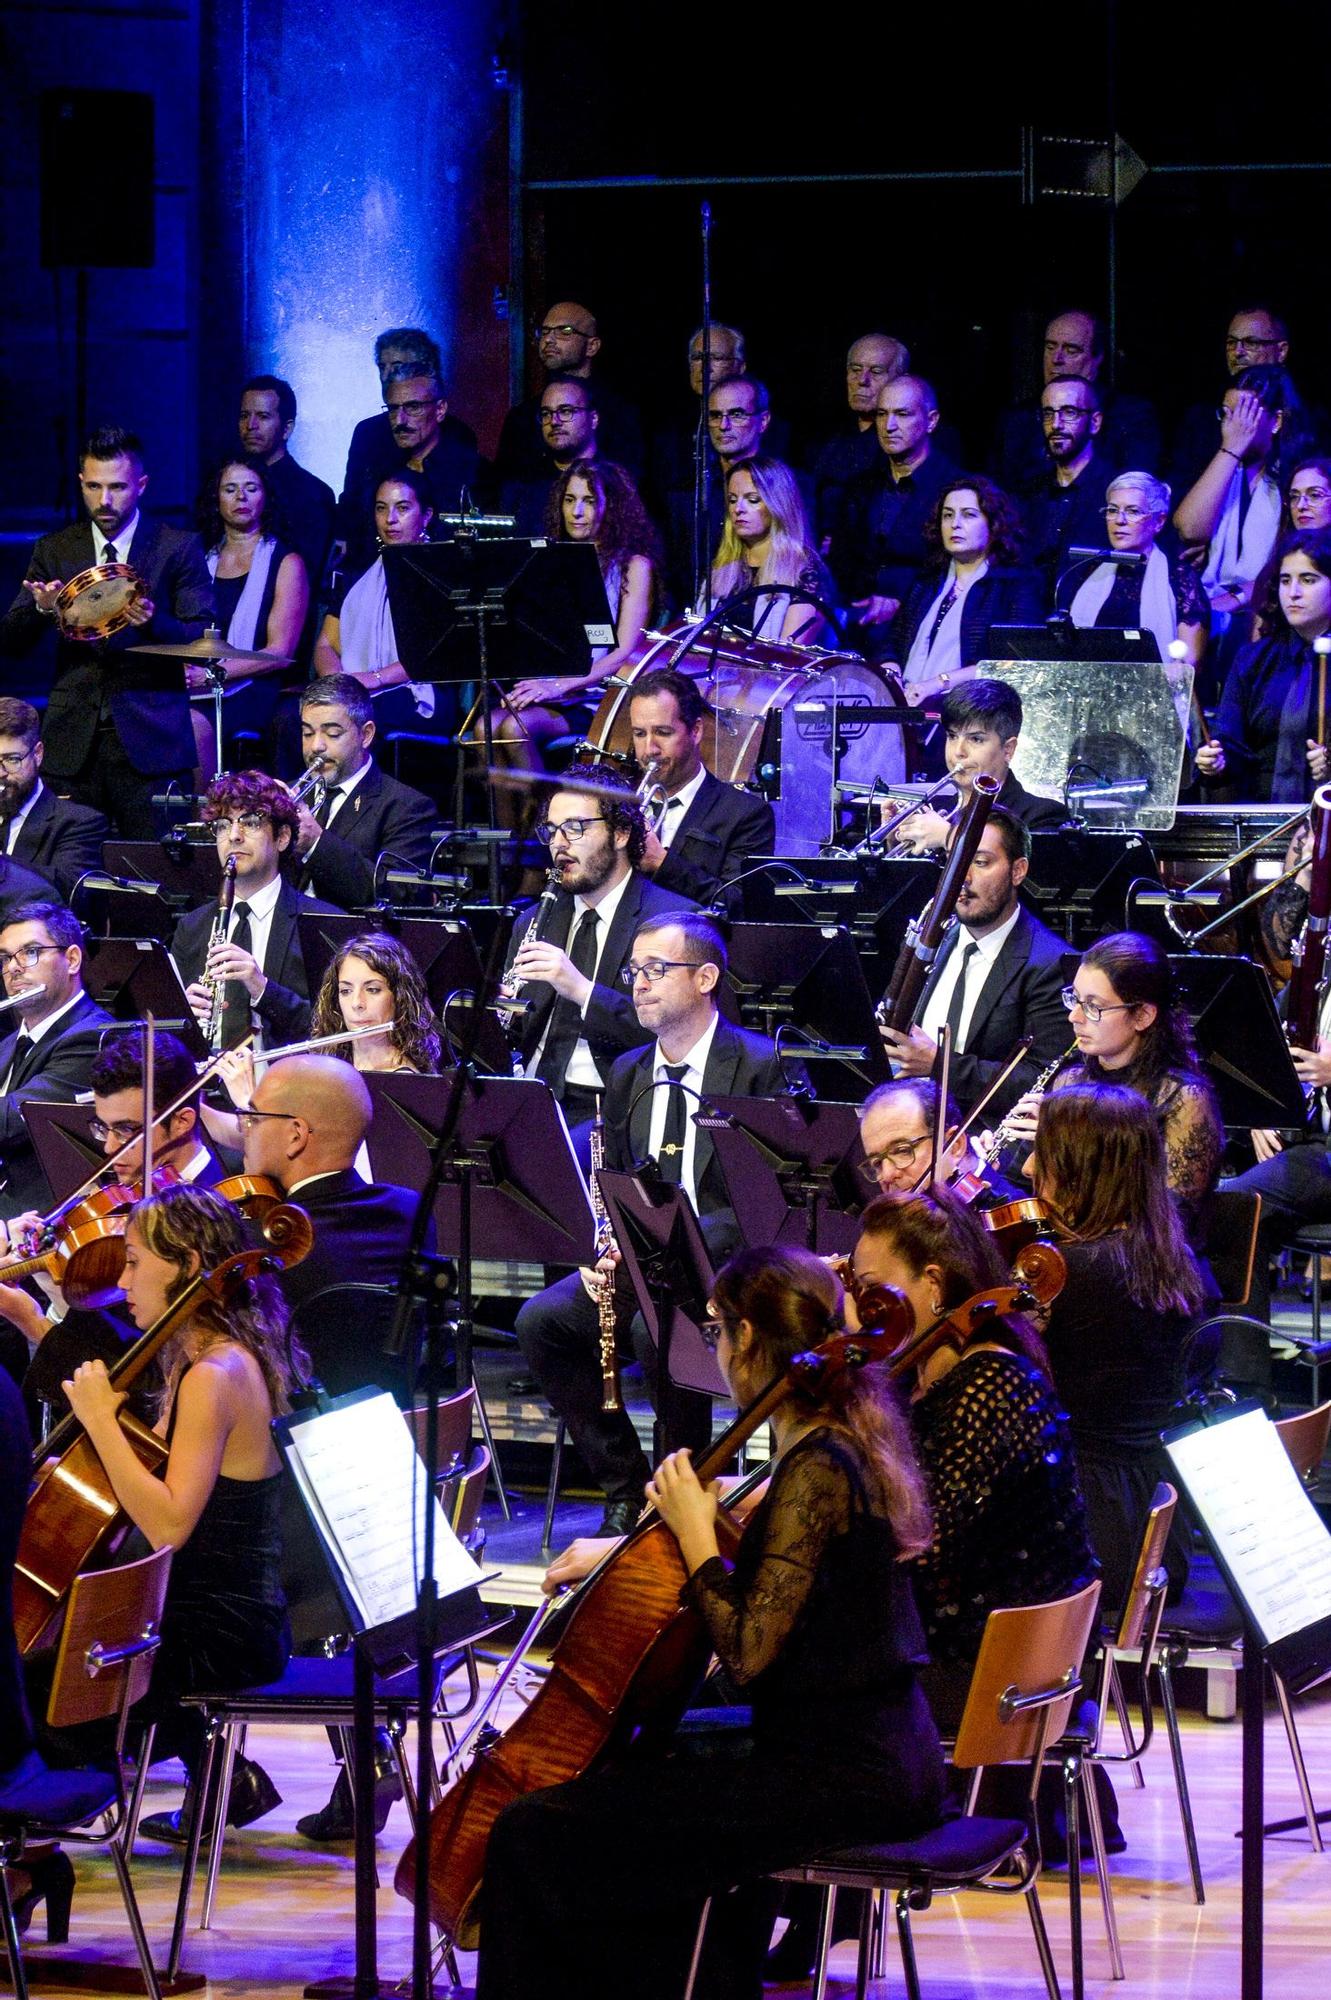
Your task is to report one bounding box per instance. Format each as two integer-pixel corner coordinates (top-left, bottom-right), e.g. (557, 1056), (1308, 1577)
(596, 1167), (727, 1464)
(384, 538), (612, 901)
(1169, 954), (1306, 1128)
(700, 1095), (868, 1255)
(72, 876), (177, 944)
(723, 922), (889, 1098)
(365, 1073), (597, 1514)
(81, 937), (208, 1057)
(22, 1101), (104, 1206)
(104, 838), (222, 908)
(989, 621), (1161, 662)
(296, 912), (516, 1076)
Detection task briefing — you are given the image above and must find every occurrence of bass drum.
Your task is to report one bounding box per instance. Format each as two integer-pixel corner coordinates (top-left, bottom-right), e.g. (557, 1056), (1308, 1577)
(581, 622), (905, 856)
(54, 562), (144, 641)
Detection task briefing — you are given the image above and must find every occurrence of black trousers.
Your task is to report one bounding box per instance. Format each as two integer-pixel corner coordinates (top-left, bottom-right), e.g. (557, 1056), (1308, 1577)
(515, 1271), (714, 1506)
(1224, 1138), (1331, 1321)
(58, 716), (190, 840)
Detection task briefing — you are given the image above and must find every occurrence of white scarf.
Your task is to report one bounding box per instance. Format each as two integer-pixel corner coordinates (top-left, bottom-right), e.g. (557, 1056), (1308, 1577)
(1070, 544), (1179, 662)
(207, 537), (277, 651)
(1201, 463), (1281, 599)
(902, 561), (988, 685)
(336, 556), (435, 718)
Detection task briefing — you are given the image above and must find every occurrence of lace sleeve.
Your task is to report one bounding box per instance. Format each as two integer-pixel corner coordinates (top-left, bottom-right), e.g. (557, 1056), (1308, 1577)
(681, 1444), (854, 1685)
(1160, 1077), (1223, 1213)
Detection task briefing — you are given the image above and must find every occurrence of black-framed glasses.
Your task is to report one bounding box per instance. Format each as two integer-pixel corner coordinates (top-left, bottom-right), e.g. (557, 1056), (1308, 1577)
(857, 1134), (932, 1183)
(1061, 985), (1135, 1023)
(0, 750), (36, 772)
(235, 1107), (305, 1132)
(700, 1311), (734, 1352)
(0, 942), (61, 973)
(89, 1117), (143, 1144)
(540, 405), (587, 423)
(535, 815), (606, 844)
(620, 958), (704, 986)
(383, 398), (436, 418)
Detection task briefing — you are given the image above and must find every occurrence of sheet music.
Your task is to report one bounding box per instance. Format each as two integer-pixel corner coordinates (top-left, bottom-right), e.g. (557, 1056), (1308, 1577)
(1165, 1408), (1331, 1646)
(283, 1393), (482, 1631)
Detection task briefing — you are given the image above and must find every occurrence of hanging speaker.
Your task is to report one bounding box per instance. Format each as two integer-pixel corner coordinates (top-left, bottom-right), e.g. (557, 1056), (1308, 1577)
(40, 88), (155, 270)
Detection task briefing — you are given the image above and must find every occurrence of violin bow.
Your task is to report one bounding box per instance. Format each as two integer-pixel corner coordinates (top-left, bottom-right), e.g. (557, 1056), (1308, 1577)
(142, 1013), (155, 1193)
(906, 1035), (1033, 1197)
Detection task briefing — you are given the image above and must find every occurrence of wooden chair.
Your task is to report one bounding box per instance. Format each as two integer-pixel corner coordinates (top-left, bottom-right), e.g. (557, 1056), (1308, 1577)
(1274, 1399), (1331, 1485)
(408, 1387), (478, 1485)
(0, 1548), (172, 2000)
(685, 1581), (1102, 2000)
(1203, 1188), (1262, 1312)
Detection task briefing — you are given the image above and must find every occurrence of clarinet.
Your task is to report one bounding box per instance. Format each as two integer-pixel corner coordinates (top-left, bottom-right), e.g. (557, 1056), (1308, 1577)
(588, 1113), (622, 1413)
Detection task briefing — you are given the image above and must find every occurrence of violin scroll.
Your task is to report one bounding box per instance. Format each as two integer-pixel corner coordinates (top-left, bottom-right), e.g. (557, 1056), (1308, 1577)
(1008, 1239), (1067, 1313)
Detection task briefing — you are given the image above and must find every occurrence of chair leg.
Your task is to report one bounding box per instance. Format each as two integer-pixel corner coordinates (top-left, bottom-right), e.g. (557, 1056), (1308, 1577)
(0, 1867), (31, 2000)
(681, 1895), (711, 2000)
(1108, 1661), (1146, 1788)
(892, 1890), (924, 2000)
(200, 1723), (241, 1930)
(110, 1837), (163, 2000)
(123, 1719), (157, 1854)
(1063, 1754), (1084, 2000)
(388, 1717), (417, 1823)
(168, 1709), (222, 1981)
(1157, 1650), (1206, 1901)
(812, 1885), (836, 2000)
(1272, 1670), (1325, 1852)
(871, 1886), (887, 1978)
(1025, 1881), (1064, 2000)
(854, 1884), (874, 2000)
(470, 1381), (511, 1521)
(541, 1418), (566, 1553)
(1080, 1764), (1125, 1980)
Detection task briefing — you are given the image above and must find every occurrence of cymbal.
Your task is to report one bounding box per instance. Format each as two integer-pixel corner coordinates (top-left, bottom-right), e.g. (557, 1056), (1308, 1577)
(126, 629), (292, 667)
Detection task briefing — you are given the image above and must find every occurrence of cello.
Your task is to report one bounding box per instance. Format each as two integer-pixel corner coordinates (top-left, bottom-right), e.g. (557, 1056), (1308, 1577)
(13, 1198), (313, 1655)
(398, 1239), (1066, 1948)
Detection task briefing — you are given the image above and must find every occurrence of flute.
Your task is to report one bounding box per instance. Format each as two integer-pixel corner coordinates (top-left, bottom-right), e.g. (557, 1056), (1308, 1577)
(249, 1019), (398, 1066)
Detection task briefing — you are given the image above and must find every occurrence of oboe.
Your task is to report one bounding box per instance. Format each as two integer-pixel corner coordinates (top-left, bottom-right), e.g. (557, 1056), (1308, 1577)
(203, 854), (239, 1052)
(973, 1042), (1077, 1171)
(588, 1112), (622, 1413)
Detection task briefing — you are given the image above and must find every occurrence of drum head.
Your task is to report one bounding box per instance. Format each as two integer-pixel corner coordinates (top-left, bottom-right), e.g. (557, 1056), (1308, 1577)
(772, 658), (906, 856)
(56, 563), (141, 641)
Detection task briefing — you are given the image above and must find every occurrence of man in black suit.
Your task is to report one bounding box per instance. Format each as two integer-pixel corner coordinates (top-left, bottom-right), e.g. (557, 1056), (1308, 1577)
(0, 426), (213, 838)
(993, 308), (1161, 493)
(171, 771), (339, 1049)
(494, 300), (644, 490)
(888, 680), (1067, 856)
(287, 676), (435, 907)
(517, 911), (789, 1533)
(239, 374), (337, 594)
(878, 807), (1069, 1120)
(1019, 379), (1113, 592)
(502, 764), (695, 1129)
(627, 667), (775, 910)
(499, 374), (601, 535)
(335, 327), (479, 559)
(0, 697), (108, 899)
(834, 376), (958, 657)
(338, 350), (481, 574)
(0, 900), (114, 1218)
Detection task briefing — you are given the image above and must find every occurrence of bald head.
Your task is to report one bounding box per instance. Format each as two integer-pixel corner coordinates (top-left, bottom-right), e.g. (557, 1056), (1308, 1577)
(538, 302), (600, 377)
(245, 1053), (373, 1186)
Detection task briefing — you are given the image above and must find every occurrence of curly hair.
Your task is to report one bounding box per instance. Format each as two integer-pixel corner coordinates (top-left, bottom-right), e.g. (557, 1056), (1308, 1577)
(309, 931), (441, 1073)
(923, 474), (1024, 568)
(543, 459), (664, 578)
(709, 1244), (932, 1557)
(856, 1189), (1050, 1371)
(201, 769), (300, 846)
(129, 1183), (307, 1418)
(547, 760), (647, 867)
(196, 457), (288, 549)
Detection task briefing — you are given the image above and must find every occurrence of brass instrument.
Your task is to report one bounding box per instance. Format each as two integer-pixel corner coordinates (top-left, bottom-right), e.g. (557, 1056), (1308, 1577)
(588, 1113), (622, 1412)
(203, 853), (239, 1051)
(635, 759), (671, 839)
(288, 756), (332, 815)
(1159, 804), (1310, 948)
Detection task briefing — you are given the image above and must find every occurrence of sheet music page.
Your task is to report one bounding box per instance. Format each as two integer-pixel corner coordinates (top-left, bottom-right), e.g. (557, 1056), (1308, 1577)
(285, 1394), (483, 1631)
(1165, 1408), (1331, 1646)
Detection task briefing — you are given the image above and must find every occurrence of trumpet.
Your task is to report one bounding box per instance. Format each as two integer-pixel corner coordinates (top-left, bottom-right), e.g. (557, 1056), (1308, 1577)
(203, 854), (239, 1051)
(288, 757), (332, 815)
(636, 760), (671, 840)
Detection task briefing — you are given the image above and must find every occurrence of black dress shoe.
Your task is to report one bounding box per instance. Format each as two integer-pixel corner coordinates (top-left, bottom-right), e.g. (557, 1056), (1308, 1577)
(295, 1758), (403, 1842)
(140, 1755), (281, 1847)
(594, 1499), (640, 1537)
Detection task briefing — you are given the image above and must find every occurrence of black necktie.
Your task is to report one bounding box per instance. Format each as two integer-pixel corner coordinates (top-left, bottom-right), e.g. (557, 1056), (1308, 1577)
(942, 939), (980, 1052)
(316, 785), (343, 831)
(104, 542), (118, 566)
(657, 1064), (690, 1184)
(220, 901), (253, 1049)
(7, 1030), (35, 1093)
(536, 907), (600, 1089)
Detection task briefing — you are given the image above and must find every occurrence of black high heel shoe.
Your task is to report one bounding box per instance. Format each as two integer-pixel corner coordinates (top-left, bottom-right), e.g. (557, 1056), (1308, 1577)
(7, 1849), (75, 1942)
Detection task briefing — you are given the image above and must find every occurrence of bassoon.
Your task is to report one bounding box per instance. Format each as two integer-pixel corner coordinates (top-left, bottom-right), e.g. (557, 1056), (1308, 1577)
(878, 771), (1000, 1032)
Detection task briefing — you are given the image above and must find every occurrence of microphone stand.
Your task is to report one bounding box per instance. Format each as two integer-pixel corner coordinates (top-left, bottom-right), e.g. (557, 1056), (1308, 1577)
(691, 200), (714, 615)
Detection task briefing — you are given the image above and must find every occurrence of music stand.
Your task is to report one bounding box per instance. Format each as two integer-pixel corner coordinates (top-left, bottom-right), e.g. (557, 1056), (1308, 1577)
(22, 1101), (105, 1206)
(384, 538), (613, 901)
(72, 877), (177, 945)
(365, 1073), (597, 1515)
(988, 621), (1162, 663)
(723, 923), (889, 1098)
(104, 838), (222, 908)
(296, 912), (516, 1076)
(1169, 953), (1307, 1128)
(81, 937), (209, 1057)
(700, 1095), (868, 1254)
(596, 1167), (727, 1464)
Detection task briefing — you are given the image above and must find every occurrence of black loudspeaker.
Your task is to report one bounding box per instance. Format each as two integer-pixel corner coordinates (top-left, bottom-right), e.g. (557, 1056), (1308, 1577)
(40, 88), (155, 269)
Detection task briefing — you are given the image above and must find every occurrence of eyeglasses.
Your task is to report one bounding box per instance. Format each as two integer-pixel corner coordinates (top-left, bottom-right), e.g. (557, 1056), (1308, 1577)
(540, 405), (587, 423)
(383, 399), (436, 418)
(857, 1134), (932, 1183)
(700, 1311), (734, 1352)
(1041, 408), (1089, 426)
(1226, 335), (1280, 350)
(620, 958), (705, 986)
(235, 1107), (304, 1132)
(535, 323), (590, 343)
(535, 815), (606, 844)
(1061, 986), (1136, 1023)
(708, 409), (756, 428)
(211, 812), (269, 834)
(1291, 487), (1331, 505)
(0, 942), (62, 973)
(89, 1117), (144, 1144)
(1103, 504), (1152, 521)
(0, 750), (35, 772)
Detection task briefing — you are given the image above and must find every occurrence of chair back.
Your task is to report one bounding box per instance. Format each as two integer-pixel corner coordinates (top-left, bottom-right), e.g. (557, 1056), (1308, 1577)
(409, 1389), (476, 1482)
(46, 1547), (173, 1731)
(289, 1282), (420, 1403)
(442, 1444), (490, 1552)
(1114, 1482), (1177, 1651)
(952, 1581), (1101, 1773)
(1202, 1189), (1261, 1311)
(1275, 1401), (1331, 1486)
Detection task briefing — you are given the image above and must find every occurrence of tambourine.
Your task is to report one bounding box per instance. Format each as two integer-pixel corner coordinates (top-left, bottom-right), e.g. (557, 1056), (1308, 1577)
(54, 562), (145, 642)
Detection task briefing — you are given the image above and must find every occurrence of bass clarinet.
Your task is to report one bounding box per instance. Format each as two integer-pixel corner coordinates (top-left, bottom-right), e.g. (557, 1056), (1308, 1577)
(587, 1112), (622, 1412)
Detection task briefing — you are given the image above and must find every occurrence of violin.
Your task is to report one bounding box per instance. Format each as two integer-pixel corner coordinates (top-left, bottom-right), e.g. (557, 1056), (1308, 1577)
(397, 1288), (919, 1949)
(0, 1164), (183, 1310)
(847, 1236), (1067, 1381)
(13, 1199), (313, 1655)
(981, 1196), (1076, 1254)
(212, 1172), (286, 1220)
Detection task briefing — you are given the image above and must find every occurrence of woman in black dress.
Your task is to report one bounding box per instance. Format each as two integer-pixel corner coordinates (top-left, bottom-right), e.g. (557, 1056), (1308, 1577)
(194, 456), (309, 770)
(1201, 527), (1331, 799)
(476, 1243), (943, 2000)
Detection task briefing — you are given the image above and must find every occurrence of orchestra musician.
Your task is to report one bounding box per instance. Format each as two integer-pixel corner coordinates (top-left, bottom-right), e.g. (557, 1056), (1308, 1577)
(626, 666), (776, 909)
(857, 1077), (1024, 1205)
(878, 807), (1069, 1120)
(288, 676), (436, 907)
(516, 912), (795, 1536)
(887, 678), (1066, 857)
(47, 1185), (296, 1846)
(500, 765), (695, 1131)
(0, 698), (108, 902)
(482, 1244), (943, 2000)
(0, 901), (114, 1220)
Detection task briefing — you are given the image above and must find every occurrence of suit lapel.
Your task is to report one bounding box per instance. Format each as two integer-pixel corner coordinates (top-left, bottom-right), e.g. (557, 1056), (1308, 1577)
(696, 1017), (741, 1194)
(267, 885), (297, 984)
(672, 770), (719, 845)
(963, 911), (1032, 1045)
(599, 872), (644, 988)
(627, 1046), (656, 1169)
(12, 788), (52, 865)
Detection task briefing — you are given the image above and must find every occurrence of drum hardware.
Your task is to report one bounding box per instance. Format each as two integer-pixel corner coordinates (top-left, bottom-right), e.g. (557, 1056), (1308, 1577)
(54, 562), (146, 641)
(129, 627), (293, 781)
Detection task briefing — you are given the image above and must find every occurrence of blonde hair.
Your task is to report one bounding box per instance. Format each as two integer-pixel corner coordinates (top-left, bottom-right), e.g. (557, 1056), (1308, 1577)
(711, 456), (818, 601)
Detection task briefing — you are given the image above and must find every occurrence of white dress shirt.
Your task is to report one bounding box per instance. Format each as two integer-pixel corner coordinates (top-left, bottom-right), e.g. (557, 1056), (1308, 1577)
(918, 904), (1022, 1052)
(659, 765), (707, 852)
(646, 1012), (720, 1210)
(527, 868), (634, 1091)
(321, 754), (373, 831)
(228, 872), (284, 1053)
(92, 512), (140, 565)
